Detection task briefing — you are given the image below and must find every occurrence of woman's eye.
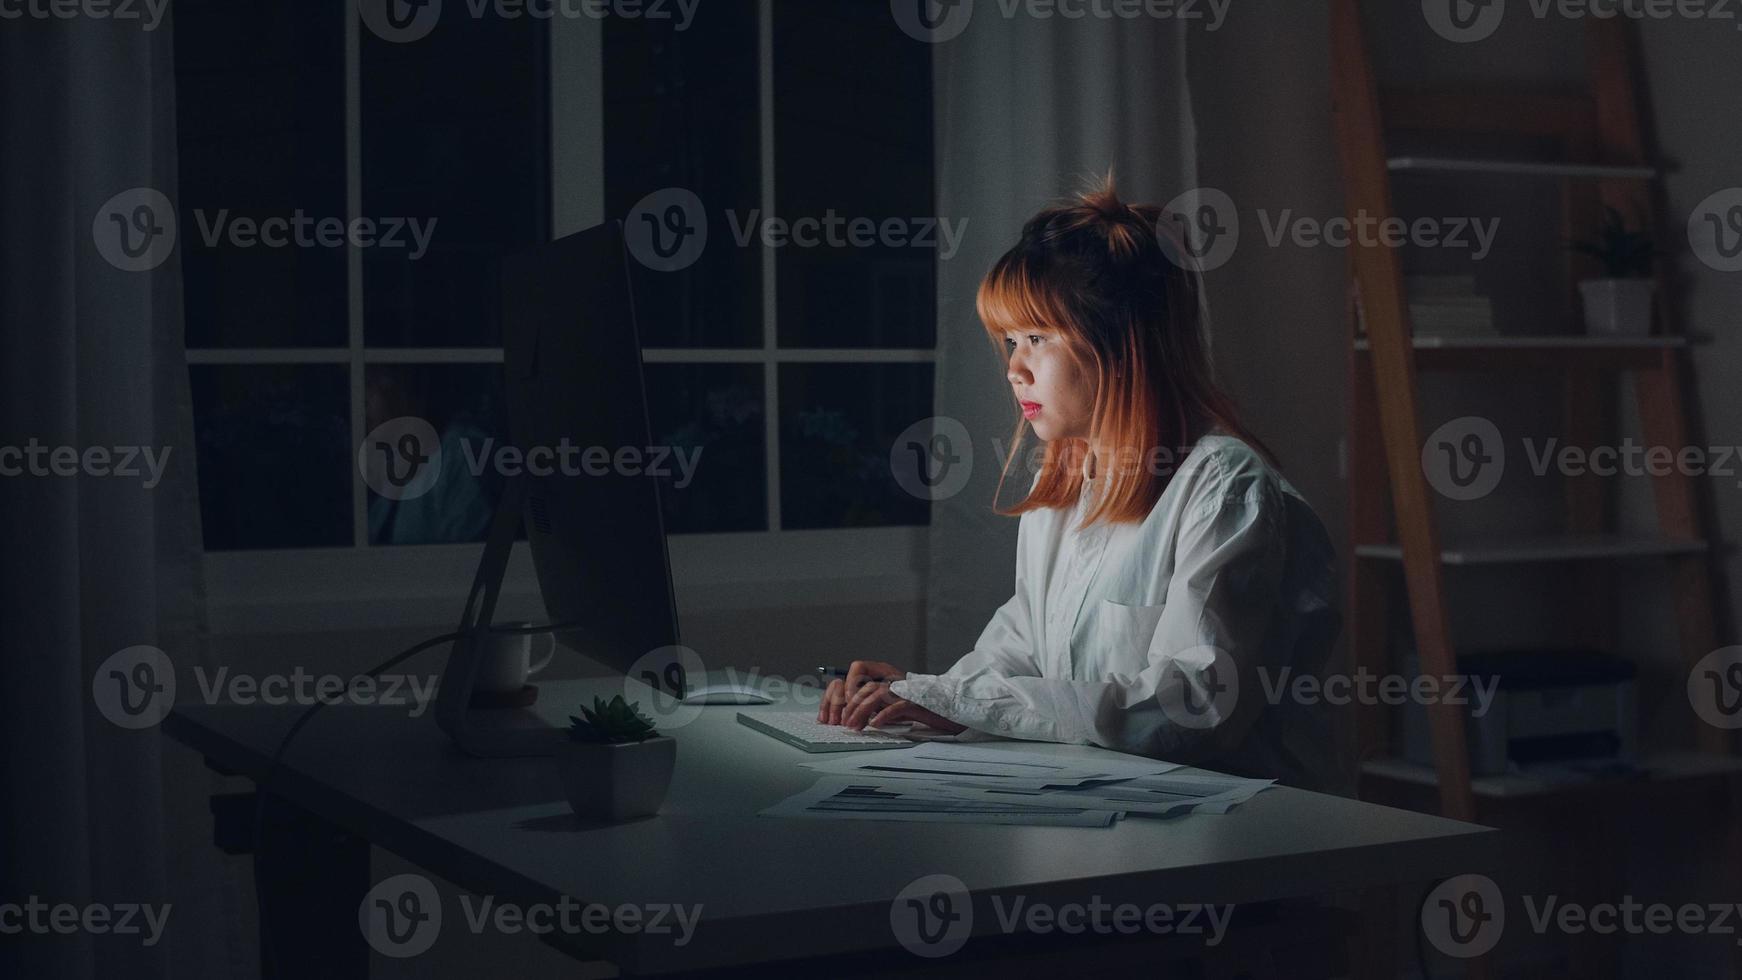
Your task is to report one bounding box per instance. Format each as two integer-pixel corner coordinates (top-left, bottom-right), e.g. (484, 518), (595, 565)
(1027, 335), (1044, 345)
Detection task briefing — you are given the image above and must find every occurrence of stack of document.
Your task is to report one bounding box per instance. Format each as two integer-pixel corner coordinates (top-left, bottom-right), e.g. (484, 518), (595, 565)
(1405, 274), (1495, 337)
(760, 743), (1273, 827)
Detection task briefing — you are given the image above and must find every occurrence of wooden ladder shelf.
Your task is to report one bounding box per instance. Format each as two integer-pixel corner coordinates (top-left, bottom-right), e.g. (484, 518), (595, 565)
(1328, 0), (1735, 826)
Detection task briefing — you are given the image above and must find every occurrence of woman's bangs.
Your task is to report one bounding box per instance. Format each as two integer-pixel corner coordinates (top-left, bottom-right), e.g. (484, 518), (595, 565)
(977, 256), (1075, 341)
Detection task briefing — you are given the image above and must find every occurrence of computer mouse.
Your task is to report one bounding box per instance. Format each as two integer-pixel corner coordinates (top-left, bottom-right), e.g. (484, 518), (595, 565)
(679, 684), (775, 706)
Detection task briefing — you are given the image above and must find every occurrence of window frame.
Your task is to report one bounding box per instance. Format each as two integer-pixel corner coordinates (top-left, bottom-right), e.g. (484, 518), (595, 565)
(189, 0), (937, 632)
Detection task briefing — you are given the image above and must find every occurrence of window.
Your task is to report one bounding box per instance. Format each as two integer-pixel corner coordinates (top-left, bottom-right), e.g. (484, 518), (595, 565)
(177, 1), (936, 623)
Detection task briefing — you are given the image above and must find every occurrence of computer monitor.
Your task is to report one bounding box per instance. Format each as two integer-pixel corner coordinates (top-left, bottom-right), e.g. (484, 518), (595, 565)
(434, 220), (685, 756)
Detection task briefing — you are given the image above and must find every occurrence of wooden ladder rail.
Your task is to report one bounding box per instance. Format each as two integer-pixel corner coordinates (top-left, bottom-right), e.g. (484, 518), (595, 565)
(1329, 0), (1476, 823)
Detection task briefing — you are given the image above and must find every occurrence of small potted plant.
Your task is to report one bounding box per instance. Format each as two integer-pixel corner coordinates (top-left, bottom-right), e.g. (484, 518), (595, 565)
(558, 695), (676, 821)
(1570, 206), (1659, 335)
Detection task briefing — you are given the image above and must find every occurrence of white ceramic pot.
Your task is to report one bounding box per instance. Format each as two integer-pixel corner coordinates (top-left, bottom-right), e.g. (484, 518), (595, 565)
(1578, 278), (1655, 336)
(557, 736), (676, 821)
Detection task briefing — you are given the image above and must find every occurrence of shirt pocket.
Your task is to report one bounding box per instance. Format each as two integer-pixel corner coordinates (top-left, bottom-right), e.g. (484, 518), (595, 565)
(1095, 598), (1168, 667)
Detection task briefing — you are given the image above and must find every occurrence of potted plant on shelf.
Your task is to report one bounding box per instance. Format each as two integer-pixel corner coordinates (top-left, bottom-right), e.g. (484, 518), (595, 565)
(559, 695), (675, 821)
(1570, 206), (1659, 336)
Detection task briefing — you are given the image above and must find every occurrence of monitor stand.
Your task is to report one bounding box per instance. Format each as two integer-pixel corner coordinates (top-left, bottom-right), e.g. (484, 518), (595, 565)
(433, 474), (569, 758)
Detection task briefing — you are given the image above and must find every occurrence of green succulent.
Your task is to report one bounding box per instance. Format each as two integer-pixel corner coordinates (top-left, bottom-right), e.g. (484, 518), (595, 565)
(1569, 206), (1659, 278)
(567, 695), (660, 744)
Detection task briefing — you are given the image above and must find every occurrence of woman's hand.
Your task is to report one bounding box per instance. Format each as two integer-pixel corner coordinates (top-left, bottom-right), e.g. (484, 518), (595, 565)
(817, 660), (906, 725)
(817, 660), (967, 734)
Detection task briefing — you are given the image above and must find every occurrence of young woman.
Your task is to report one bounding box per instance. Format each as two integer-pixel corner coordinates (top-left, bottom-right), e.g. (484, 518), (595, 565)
(817, 176), (1342, 792)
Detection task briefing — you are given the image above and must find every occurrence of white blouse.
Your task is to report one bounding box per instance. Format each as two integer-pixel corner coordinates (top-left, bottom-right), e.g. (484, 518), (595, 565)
(891, 433), (1343, 792)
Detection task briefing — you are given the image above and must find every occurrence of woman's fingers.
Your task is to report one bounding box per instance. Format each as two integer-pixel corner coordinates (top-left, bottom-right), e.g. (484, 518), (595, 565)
(866, 700), (915, 729)
(843, 683), (894, 729)
(817, 678), (842, 722)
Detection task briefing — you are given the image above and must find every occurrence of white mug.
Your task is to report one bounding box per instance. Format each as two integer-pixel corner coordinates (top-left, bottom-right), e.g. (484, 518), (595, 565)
(475, 624), (556, 693)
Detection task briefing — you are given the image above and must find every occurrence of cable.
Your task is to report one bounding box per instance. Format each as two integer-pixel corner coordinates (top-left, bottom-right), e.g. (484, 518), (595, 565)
(249, 621), (578, 978)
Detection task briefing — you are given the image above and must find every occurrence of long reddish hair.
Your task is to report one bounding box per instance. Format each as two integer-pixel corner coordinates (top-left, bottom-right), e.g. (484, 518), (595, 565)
(978, 172), (1271, 527)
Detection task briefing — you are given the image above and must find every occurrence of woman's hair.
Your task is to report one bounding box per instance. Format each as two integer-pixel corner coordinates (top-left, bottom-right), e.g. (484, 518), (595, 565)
(978, 170), (1271, 527)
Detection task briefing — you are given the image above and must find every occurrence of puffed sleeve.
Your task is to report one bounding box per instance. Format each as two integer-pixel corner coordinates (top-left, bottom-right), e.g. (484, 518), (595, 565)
(892, 454), (1288, 761)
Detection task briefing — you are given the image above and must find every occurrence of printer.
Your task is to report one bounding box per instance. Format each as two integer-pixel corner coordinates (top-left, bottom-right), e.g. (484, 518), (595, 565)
(1402, 649), (1638, 776)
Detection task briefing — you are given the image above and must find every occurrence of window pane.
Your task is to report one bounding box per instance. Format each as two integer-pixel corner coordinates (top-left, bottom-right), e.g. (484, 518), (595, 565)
(175, 1), (347, 348)
(361, 16), (549, 347)
(364, 364), (508, 546)
(191, 365), (350, 550)
(644, 363), (766, 533)
(605, 2), (762, 348)
(778, 363), (932, 529)
(773, 0), (935, 349)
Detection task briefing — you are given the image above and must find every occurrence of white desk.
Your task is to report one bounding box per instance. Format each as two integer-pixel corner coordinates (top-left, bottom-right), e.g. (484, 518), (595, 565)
(167, 677), (1497, 976)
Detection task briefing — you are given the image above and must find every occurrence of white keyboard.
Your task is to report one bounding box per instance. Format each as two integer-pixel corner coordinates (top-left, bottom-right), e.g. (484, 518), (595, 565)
(737, 712), (916, 753)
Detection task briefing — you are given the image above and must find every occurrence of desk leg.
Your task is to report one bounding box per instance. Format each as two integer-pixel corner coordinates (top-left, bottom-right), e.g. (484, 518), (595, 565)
(255, 793), (371, 980)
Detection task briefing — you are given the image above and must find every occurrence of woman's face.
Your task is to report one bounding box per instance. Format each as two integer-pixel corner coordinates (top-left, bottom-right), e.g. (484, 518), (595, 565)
(1003, 328), (1096, 443)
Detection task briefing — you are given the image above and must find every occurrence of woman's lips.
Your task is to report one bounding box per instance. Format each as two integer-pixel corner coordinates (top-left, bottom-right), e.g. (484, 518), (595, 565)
(1020, 401), (1043, 419)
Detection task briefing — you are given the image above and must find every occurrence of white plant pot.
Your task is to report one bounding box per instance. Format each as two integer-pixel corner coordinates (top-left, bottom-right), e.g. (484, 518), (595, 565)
(1579, 278), (1655, 336)
(557, 736), (676, 822)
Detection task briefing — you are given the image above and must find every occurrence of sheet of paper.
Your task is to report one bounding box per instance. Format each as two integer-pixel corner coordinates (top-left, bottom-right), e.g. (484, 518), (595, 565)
(797, 742), (1181, 788)
(894, 776), (1275, 817)
(760, 778), (1121, 827)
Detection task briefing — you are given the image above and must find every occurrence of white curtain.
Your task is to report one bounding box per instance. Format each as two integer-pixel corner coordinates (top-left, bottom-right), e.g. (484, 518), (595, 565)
(0, 11), (238, 980)
(924, 14), (1200, 669)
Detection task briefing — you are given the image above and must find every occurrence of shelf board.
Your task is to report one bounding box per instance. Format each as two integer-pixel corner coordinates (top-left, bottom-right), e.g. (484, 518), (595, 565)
(1361, 753), (1742, 801)
(1354, 335), (1686, 350)
(1354, 534), (1709, 566)
(1387, 156), (1658, 180)
(1354, 334), (1688, 370)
